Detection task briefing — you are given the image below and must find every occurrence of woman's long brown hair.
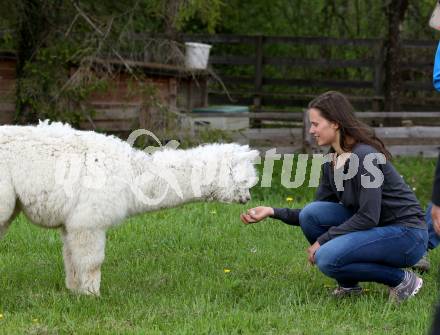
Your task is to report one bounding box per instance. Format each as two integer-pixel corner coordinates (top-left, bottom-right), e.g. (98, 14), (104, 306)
(308, 91), (392, 160)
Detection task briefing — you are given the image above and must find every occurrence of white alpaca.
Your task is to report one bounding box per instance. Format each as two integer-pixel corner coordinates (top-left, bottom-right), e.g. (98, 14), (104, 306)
(0, 121), (259, 295)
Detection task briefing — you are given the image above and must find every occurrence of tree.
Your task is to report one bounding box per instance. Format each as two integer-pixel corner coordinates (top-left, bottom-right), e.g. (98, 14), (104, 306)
(384, 0), (409, 111)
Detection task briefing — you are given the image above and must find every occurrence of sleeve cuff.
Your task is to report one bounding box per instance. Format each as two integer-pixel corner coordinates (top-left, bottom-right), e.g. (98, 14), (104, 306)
(270, 208), (283, 219)
(270, 208), (301, 226)
(317, 232), (331, 245)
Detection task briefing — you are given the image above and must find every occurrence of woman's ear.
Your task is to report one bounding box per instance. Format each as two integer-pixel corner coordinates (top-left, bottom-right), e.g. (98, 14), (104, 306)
(331, 122), (340, 130)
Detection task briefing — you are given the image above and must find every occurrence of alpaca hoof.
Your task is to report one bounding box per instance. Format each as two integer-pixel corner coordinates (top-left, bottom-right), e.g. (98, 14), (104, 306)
(74, 287), (100, 296)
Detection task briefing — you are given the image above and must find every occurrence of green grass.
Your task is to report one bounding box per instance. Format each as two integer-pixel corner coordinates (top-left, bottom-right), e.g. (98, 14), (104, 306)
(0, 157), (439, 334)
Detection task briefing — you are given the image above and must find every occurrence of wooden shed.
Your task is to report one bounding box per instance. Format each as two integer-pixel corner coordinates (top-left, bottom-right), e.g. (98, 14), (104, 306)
(0, 52), (210, 137)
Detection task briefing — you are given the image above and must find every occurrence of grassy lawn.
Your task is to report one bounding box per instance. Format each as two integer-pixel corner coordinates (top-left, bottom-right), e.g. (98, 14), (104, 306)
(0, 157), (439, 334)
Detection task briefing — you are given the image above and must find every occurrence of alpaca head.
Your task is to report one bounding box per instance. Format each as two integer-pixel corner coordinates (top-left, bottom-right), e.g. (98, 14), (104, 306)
(200, 144), (260, 204)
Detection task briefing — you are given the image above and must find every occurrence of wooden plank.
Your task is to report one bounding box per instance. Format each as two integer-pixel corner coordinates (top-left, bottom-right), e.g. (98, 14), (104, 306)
(181, 34), (382, 47)
(190, 111), (440, 124)
(402, 81), (433, 91)
(218, 76), (254, 85)
(0, 68), (16, 79)
(355, 111), (440, 118)
(253, 35), (264, 127)
(181, 34), (257, 44)
(388, 145), (440, 158)
(401, 62), (432, 70)
(92, 107), (140, 121)
(241, 128), (302, 138)
(79, 119), (137, 132)
(0, 109), (15, 124)
(264, 57), (374, 69)
(264, 78), (373, 89)
(383, 138), (440, 145)
(262, 96), (374, 109)
(0, 79), (15, 91)
(264, 36), (381, 47)
(0, 102), (15, 112)
(0, 59), (16, 67)
(191, 112), (304, 121)
(373, 42), (385, 111)
(208, 92), (384, 109)
(240, 128), (303, 147)
(375, 126), (440, 139)
(210, 55), (255, 65)
(254, 145), (303, 154)
(401, 39), (438, 48)
(208, 94), (253, 106)
(89, 102), (142, 108)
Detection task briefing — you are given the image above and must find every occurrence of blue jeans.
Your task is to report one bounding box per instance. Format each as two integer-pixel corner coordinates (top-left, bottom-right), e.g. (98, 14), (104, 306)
(299, 201), (428, 287)
(426, 202), (440, 250)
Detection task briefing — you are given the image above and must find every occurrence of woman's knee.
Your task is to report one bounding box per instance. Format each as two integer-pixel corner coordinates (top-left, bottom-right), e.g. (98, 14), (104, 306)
(315, 246), (341, 277)
(299, 202), (322, 227)
(299, 203), (324, 243)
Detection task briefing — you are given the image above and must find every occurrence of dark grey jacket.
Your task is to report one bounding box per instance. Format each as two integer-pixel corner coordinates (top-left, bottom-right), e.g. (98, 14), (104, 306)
(272, 144), (426, 245)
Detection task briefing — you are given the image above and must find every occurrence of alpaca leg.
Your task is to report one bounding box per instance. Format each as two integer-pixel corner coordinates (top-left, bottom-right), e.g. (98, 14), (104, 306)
(64, 228), (106, 295)
(60, 228), (79, 291)
(0, 176), (17, 239)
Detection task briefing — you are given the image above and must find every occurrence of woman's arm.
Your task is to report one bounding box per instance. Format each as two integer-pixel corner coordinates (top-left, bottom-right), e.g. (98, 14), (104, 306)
(271, 208), (301, 226)
(240, 206), (301, 226)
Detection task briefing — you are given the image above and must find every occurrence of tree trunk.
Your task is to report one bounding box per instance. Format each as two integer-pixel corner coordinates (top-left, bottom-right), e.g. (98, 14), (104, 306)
(384, 0), (409, 111)
(15, 0), (46, 123)
(164, 0), (183, 39)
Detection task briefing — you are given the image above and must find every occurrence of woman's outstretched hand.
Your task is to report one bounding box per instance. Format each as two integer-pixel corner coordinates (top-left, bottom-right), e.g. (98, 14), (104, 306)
(240, 206), (274, 224)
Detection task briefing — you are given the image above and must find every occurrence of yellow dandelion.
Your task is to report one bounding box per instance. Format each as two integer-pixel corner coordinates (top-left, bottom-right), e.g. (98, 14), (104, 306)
(286, 197), (294, 202)
(223, 268), (231, 273)
(210, 210), (217, 215)
(0, 314), (3, 319)
(32, 318), (38, 323)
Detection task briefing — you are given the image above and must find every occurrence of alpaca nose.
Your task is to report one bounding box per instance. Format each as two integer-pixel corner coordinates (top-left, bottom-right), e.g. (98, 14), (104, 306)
(239, 195), (251, 204)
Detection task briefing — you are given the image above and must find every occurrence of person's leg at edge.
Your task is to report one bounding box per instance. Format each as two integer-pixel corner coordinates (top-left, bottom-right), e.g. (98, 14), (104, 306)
(427, 202), (440, 250)
(413, 203), (440, 272)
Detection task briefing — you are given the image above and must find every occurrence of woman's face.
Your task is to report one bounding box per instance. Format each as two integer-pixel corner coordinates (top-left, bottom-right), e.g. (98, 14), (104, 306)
(308, 108), (339, 146)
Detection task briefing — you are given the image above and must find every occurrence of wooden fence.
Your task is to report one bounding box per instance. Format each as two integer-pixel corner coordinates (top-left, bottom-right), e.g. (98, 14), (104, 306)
(192, 110), (440, 157)
(2, 34), (440, 156)
(179, 34), (440, 156)
(178, 34), (439, 115)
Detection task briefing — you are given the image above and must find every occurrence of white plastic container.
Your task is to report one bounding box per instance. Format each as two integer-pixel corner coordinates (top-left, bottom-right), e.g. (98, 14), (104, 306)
(184, 42), (212, 69)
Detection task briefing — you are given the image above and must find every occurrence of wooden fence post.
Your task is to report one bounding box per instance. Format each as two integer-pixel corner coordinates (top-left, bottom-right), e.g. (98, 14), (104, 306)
(302, 109), (313, 153)
(253, 35), (264, 127)
(373, 40), (385, 112)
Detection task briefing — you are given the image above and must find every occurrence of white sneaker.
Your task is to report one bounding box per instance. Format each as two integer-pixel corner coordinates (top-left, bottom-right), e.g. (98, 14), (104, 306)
(389, 270), (423, 303)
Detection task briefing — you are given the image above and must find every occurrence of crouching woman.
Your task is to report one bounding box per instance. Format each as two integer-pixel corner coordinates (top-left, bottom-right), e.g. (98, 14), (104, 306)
(241, 91), (428, 302)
